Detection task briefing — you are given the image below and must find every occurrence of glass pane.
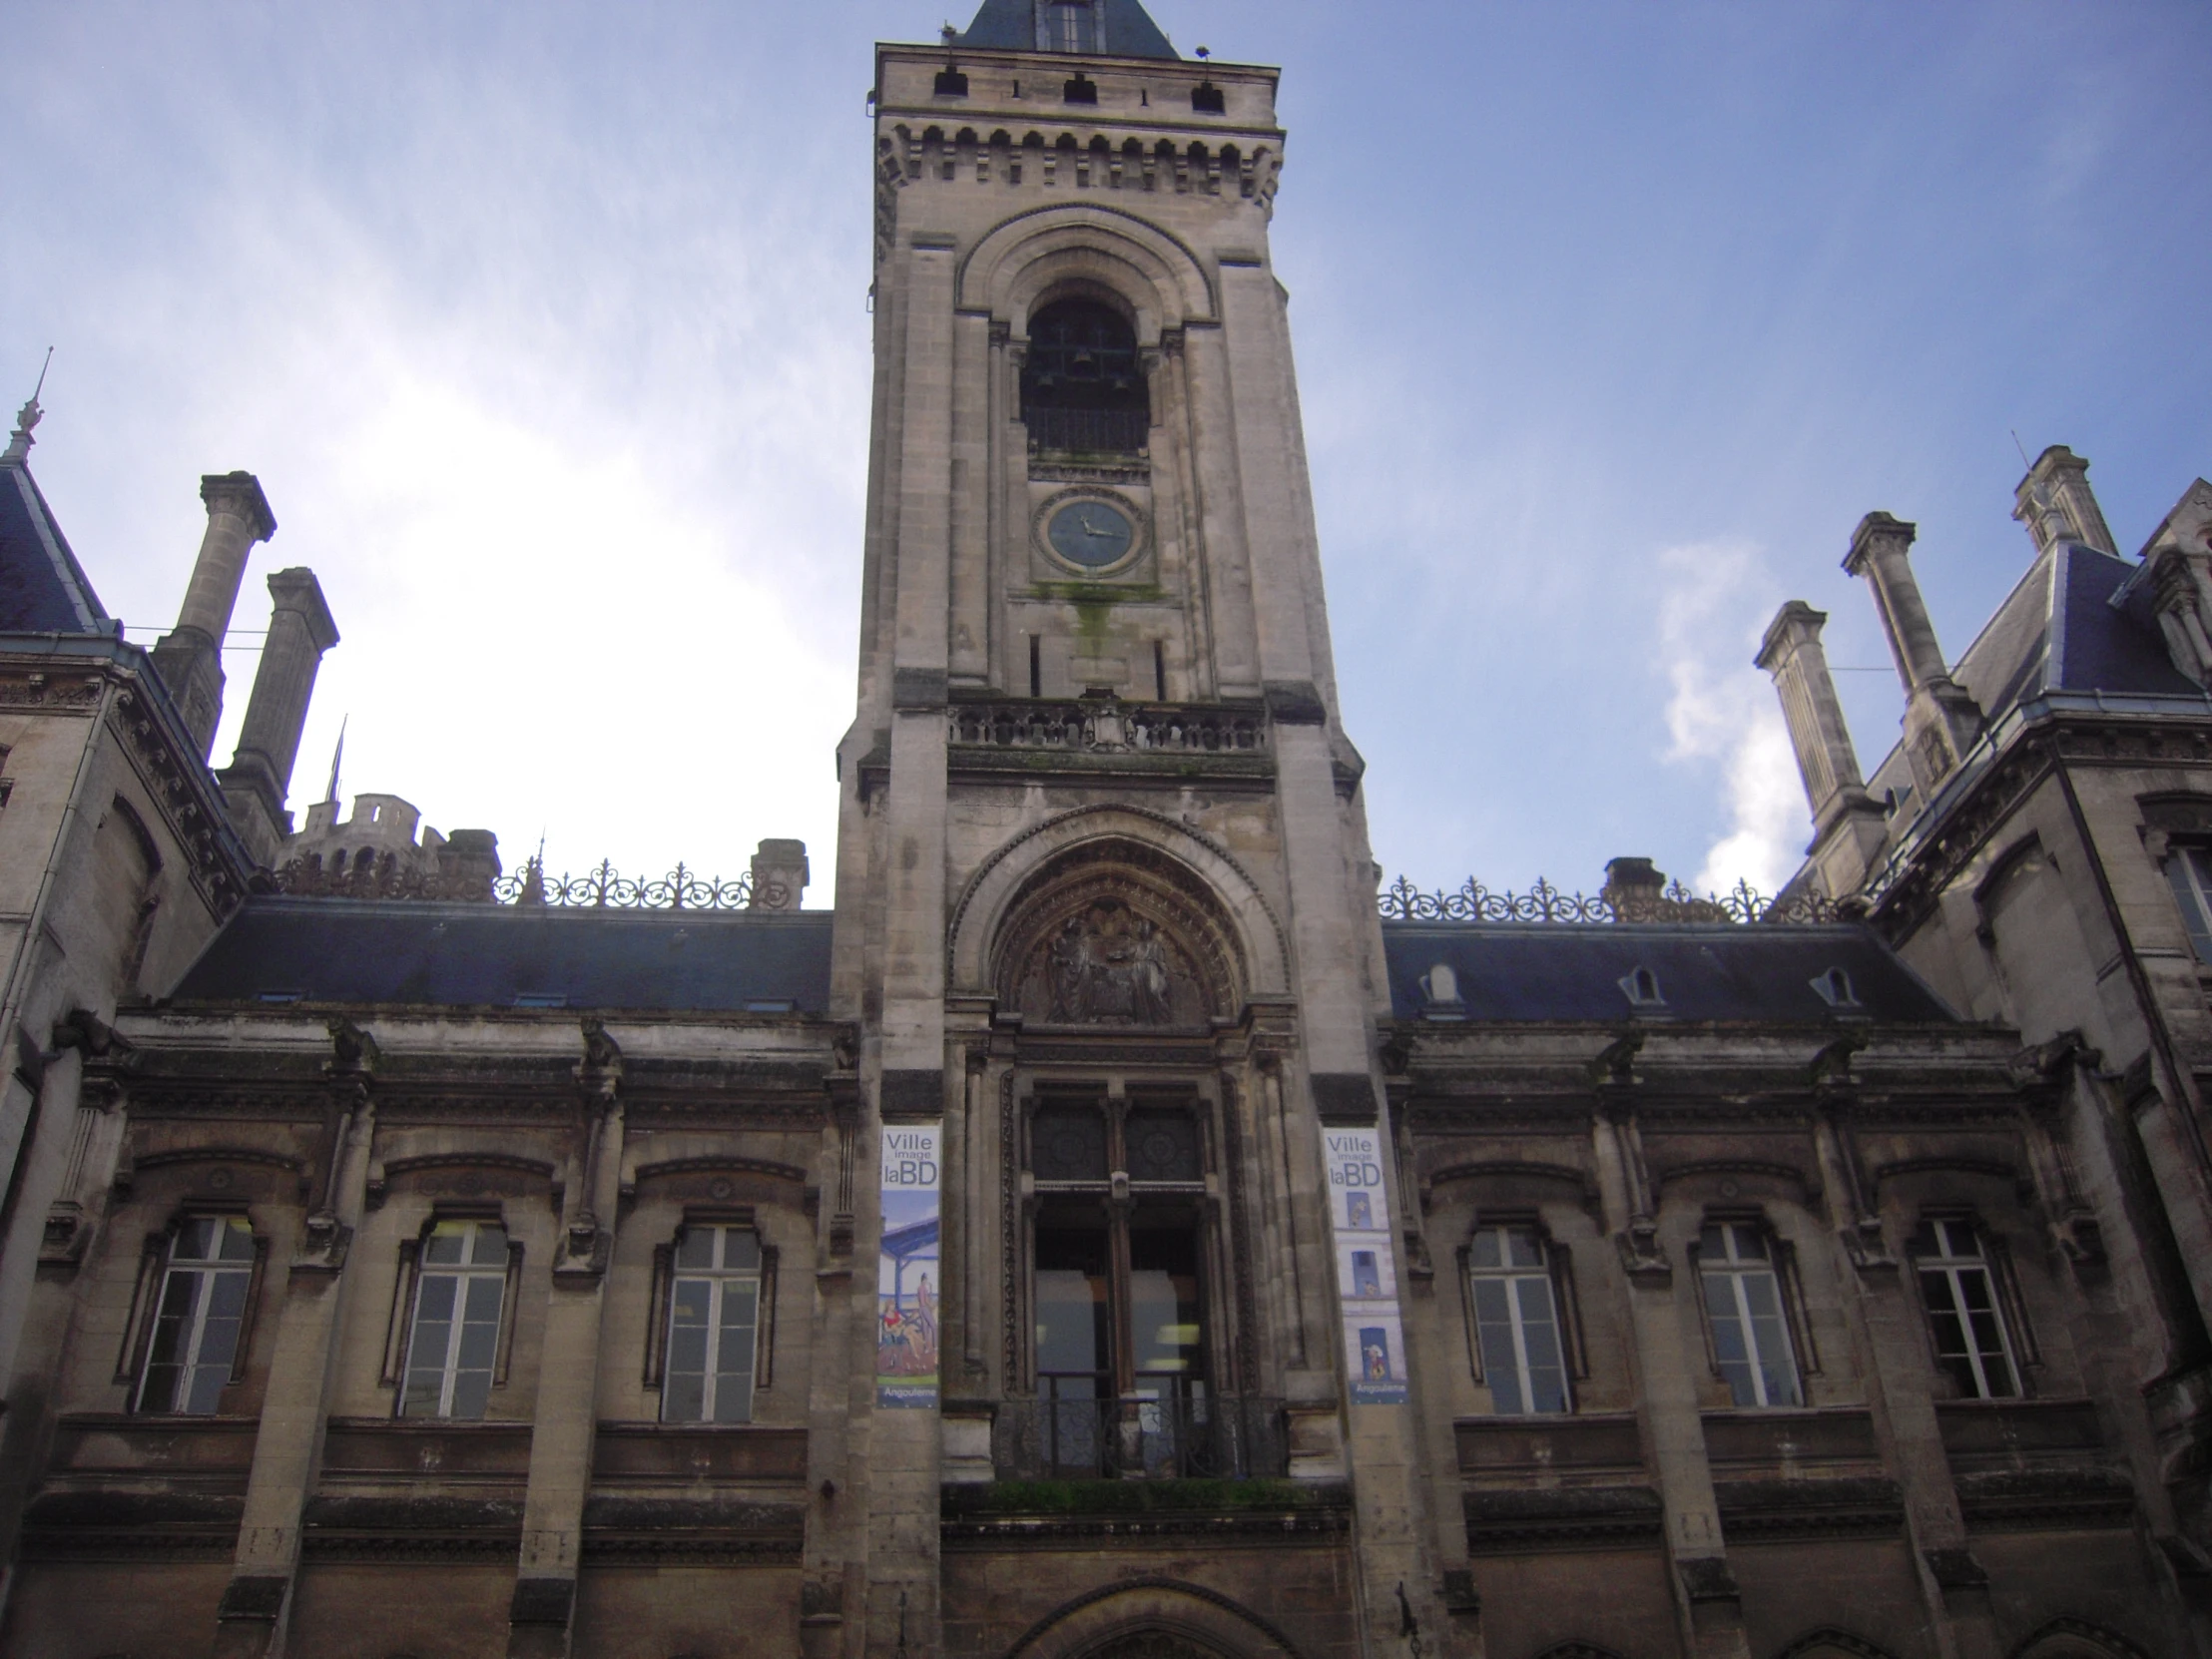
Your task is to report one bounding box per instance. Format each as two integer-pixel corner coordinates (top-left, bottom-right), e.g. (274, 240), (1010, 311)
(717, 1283), (760, 1378)
(1698, 1225), (1728, 1259)
(2167, 856), (2212, 964)
(415, 1275), (457, 1323)
(663, 1371), (705, 1422)
(175, 1218), (219, 1262)
(217, 1219), (257, 1263)
(1125, 1110), (1200, 1182)
(1514, 1277), (1568, 1413)
(1032, 1105), (1108, 1182)
(712, 1370), (755, 1424)
(676, 1229), (715, 1271)
(722, 1231), (762, 1272)
(449, 1365), (492, 1420)
(423, 1227), (467, 1266)
(1506, 1230), (1543, 1270)
(1751, 1313), (1801, 1405)
(1470, 1279), (1522, 1412)
(469, 1227), (508, 1267)
(1034, 1213), (1110, 1380)
(401, 1354), (449, 1416)
(1704, 1274), (1758, 1405)
(1132, 1230), (1203, 1380)
(1469, 1229), (1501, 1270)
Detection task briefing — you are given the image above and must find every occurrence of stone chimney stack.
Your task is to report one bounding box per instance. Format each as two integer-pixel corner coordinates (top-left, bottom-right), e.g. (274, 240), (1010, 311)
(1844, 512), (1985, 800)
(218, 568), (339, 866)
(151, 471), (278, 758)
(1758, 601), (1888, 898)
(2012, 445), (2117, 559)
(747, 839), (810, 912)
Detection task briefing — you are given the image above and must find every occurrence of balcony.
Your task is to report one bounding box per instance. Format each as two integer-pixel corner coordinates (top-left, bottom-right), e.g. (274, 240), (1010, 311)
(944, 698), (1272, 787)
(990, 1385), (1288, 1482)
(1025, 405), (1148, 458)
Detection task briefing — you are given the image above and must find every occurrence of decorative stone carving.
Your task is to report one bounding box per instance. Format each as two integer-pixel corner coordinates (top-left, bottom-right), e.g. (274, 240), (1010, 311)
(1016, 897), (1201, 1027)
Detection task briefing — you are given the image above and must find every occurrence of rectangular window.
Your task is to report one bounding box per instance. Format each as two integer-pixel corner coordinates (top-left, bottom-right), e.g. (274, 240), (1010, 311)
(136, 1217), (255, 1414)
(1465, 1226), (1570, 1414)
(1699, 1222), (1802, 1407)
(2166, 846), (2212, 964)
(663, 1225), (764, 1423)
(1916, 1218), (2019, 1399)
(401, 1220), (508, 1419)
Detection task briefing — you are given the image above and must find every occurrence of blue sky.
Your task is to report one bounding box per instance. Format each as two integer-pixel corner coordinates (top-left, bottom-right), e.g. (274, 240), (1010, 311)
(4, 2), (2207, 905)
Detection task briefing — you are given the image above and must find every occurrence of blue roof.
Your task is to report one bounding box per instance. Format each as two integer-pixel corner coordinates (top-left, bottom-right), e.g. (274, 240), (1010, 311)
(957, 0), (1178, 59)
(0, 458), (112, 635)
(1381, 921), (1958, 1024)
(168, 898), (835, 1014)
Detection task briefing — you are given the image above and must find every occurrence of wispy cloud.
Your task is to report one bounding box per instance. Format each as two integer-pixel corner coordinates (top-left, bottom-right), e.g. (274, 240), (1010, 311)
(1654, 542), (1807, 895)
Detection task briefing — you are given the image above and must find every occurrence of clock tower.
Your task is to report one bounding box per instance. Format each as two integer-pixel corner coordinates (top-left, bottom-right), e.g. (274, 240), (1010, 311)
(827, 4), (1446, 1654)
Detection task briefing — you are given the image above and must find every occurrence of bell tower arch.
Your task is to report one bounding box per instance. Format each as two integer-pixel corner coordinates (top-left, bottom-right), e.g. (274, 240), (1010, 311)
(828, 7), (1442, 1657)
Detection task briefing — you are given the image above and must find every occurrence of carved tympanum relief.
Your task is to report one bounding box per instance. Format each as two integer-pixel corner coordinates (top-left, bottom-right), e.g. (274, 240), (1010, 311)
(1014, 897), (1204, 1027)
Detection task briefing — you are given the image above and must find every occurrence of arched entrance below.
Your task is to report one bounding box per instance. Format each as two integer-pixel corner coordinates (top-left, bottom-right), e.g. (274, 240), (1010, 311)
(1002, 1577), (1309, 1659)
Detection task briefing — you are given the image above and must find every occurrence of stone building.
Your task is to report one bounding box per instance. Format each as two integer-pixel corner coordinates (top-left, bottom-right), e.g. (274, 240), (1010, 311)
(0, 5), (2204, 1659)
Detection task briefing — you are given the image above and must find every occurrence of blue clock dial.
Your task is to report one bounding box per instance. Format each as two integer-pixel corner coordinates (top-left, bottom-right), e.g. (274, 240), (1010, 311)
(1046, 499), (1136, 568)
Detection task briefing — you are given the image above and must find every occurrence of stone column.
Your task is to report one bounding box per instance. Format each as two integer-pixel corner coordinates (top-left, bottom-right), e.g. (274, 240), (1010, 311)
(152, 472), (277, 758)
(1757, 601), (1888, 896)
(1844, 513), (1984, 798)
(1808, 1096), (1994, 1659)
(1589, 1087), (1750, 1659)
(220, 569), (338, 866)
(212, 1020), (376, 1659)
(506, 1026), (625, 1659)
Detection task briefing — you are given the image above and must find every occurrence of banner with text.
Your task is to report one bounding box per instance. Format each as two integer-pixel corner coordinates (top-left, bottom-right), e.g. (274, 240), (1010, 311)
(876, 1122), (942, 1408)
(1324, 1125), (1409, 1404)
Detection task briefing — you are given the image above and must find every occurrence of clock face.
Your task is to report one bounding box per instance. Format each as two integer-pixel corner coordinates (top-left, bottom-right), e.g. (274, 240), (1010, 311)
(1045, 498), (1137, 569)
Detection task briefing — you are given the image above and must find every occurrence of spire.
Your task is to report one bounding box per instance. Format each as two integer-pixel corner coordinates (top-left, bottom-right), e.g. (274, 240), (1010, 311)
(2, 348), (52, 466)
(955, 0), (1179, 59)
(323, 716), (346, 807)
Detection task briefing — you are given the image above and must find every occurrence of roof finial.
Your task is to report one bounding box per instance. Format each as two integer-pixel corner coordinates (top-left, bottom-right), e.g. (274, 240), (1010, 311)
(3, 347), (52, 465)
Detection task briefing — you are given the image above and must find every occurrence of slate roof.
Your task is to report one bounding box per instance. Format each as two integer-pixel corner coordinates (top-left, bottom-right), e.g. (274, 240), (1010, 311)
(957, 0), (1179, 59)
(169, 899), (835, 1015)
(0, 456), (113, 636)
(1380, 921), (1958, 1024)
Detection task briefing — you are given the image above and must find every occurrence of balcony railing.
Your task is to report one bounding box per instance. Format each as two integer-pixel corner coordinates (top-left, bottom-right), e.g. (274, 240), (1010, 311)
(948, 700), (1266, 756)
(992, 1380), (1287, 1480)
(1025, 406), (1149, 455)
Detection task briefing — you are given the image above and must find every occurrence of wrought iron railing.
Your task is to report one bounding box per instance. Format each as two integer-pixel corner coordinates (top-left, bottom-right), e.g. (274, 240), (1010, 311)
(492, 859), (754, 908)
(1378, 875), (1844, 926)
(992, 1382), (1287, 1480)
(1025, 405), (1149, 455)
(949, 700), (1266, 756)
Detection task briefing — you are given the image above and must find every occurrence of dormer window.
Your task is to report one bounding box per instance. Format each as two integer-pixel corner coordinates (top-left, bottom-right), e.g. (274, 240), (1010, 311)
(1047, 0), (1098, 53)
(1191, 81), (1226, 114)
(1810, 967), (1859, 1007)
(1619, 966), (1664, 1008)
(1418, 962), (1465, 1020)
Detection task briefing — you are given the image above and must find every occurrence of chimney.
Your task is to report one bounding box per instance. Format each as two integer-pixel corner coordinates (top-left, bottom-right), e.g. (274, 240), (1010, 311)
(1843, 512), (1984, 798)
(219, 569), (339, 866)
(150, 471), (277, 758)
(748, 839), (811, 912)
(1757, 602), (1888, 897)
(2012, 445), (2117, 559)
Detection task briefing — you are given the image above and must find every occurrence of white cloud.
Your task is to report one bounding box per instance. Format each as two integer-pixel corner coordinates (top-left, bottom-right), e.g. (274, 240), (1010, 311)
(1653, 542), (1808, 896)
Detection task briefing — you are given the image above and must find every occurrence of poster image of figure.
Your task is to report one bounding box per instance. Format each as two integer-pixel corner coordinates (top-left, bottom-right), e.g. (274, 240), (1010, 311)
(1324, 1125), (1410, 1404)
(877, 1123), (941, 1408)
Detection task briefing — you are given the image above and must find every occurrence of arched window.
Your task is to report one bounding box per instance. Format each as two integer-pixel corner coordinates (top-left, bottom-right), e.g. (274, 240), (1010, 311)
(1021, 298), (1147, 456)
(399, 1220), (512, 1418)
(134, 1216), (259, 1414)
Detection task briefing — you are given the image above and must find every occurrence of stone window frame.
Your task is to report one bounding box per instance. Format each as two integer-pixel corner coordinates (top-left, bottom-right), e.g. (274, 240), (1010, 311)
(115, 1202), (269, 1413)
(1686, 1209), (1821, 1407)
(377, 1203), (524, 1409)
(641, 1206), (780, 1409)
(1013, 1082), (1220, 1398)
(1905, 1207), (2040, 1399)
(2139, 796), (2212, 967)
(1453, 1209), (1587, 1414)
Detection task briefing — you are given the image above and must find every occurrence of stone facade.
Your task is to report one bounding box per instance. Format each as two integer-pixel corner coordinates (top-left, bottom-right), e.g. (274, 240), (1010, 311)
(0, 7), (2202, 1659)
